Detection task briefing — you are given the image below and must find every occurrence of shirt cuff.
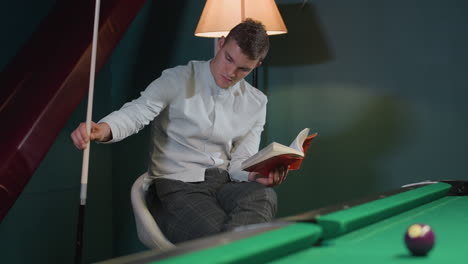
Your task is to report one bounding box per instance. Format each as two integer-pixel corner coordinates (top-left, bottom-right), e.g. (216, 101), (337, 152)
(228, 169), (249, 182)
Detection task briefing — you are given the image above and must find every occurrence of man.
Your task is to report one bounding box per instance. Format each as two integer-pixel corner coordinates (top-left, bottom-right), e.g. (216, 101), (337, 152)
(70, 19), (288, 243)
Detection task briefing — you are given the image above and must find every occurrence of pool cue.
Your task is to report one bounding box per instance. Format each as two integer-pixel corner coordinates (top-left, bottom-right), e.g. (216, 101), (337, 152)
(74, 0), (101, 263)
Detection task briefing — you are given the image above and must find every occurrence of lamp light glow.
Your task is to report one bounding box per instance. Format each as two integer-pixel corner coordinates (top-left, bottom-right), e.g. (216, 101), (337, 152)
(195, 0), (287, 38)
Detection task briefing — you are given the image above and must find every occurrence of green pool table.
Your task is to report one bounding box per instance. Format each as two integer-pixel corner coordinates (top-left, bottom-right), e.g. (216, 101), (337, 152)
(97, 180), (467, 264)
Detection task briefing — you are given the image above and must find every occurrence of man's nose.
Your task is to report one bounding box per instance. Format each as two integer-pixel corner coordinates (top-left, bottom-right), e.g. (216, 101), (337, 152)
(227, 65), (236, 78)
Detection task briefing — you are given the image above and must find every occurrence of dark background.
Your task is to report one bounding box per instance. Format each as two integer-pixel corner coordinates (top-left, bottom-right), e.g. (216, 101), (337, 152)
(1, 0), (467, 263)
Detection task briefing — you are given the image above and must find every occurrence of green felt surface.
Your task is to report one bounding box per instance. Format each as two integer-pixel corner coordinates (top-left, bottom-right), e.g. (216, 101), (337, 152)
(151, 223), (322, 264)
(269, 196), (468, 263)
(316, 182), (451, 239)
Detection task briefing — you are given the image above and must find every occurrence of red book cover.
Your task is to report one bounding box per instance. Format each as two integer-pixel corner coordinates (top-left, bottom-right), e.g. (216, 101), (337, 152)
(288, 134), (317, 170)
(244, 154), (304, 177)
(243, 130), (317, 176)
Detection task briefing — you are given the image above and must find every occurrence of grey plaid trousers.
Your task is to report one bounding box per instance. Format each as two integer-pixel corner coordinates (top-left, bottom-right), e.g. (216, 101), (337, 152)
(146, 168), (277, 243)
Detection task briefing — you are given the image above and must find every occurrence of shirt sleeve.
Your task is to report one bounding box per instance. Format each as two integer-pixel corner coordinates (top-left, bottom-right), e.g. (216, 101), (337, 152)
(99, 69), (179, 143)
(228, 98), (267, 182)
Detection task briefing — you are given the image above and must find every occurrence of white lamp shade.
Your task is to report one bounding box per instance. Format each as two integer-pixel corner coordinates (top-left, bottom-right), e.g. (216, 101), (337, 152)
(195, 0), (287, 38)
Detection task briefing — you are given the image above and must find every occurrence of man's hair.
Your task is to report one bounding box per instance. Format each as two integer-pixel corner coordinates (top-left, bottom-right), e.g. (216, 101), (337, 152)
(225, 18), (270, 61)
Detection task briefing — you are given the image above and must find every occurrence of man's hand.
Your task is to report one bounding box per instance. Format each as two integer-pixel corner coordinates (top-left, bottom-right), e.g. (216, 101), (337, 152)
(248, 166), (289, 187)
(70, 122), (112, 150)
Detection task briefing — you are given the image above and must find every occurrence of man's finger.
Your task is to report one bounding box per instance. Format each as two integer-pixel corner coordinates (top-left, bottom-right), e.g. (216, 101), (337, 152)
(256, 176), (273, 187)
(79, 123), (89, 142)
(276, 172), (281, 184)
(71, 132), (86, 150)
(282, 171), (288, 183)
(70, 133), (79, 149)
(278, 166), (287, 184)
(72, 131), (83, 146)
(282, 166), (288, 178)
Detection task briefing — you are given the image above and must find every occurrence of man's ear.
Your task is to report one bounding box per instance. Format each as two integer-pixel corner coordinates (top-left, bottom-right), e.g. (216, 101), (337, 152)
(255, 60), (263, 68)
(216, 37), (226, 54)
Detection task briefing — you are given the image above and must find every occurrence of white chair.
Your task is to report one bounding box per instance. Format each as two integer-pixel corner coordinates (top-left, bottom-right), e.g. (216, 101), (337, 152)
(131, 173), (175, 249)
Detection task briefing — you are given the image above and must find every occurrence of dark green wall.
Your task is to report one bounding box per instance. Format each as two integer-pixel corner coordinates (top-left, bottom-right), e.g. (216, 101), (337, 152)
(268, 0), (468, 217)
(1, 0), (468, 263)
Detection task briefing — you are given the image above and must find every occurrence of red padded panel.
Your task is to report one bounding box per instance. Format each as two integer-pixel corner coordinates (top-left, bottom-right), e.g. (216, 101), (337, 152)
(0, 0), (147, 221)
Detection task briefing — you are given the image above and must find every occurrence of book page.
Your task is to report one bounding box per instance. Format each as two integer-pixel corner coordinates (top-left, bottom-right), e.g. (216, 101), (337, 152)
(288, 128), (310, 152)
(241, 142), (302, 169)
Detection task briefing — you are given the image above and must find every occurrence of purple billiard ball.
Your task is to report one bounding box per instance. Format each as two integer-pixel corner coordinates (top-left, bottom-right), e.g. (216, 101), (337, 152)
(404, 224), (435, 256)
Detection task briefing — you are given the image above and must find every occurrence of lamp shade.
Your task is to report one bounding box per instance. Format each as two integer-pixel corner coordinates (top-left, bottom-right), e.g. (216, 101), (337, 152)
(195, 0), (287, 38)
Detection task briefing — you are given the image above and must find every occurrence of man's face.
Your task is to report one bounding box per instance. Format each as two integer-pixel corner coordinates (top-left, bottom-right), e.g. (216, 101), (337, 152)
(210, 38), (261, 89)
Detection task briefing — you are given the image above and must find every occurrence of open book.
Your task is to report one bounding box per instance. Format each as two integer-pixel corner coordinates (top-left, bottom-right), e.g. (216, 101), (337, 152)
(241, 128), (318, 176)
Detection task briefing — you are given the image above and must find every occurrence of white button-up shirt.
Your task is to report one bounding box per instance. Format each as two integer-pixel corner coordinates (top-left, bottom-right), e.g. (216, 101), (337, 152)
(100, 60), (267, 182)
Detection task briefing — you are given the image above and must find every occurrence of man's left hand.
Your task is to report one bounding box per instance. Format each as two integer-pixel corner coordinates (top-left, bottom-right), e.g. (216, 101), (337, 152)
(248, 166), (289, 187)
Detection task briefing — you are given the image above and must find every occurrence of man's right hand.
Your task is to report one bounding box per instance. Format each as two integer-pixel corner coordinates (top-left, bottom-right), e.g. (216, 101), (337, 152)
(70, 122), (112, 150)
